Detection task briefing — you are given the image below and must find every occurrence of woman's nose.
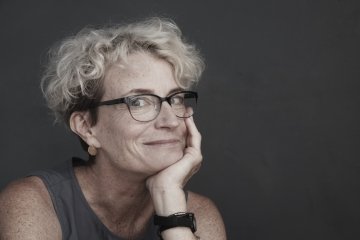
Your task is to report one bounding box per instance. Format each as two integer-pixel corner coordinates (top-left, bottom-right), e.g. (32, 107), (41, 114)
(154, 102), (180, 129)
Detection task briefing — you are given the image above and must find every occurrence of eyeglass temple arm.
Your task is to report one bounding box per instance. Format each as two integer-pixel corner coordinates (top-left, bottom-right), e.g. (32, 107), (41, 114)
(91, 98), (126, 107)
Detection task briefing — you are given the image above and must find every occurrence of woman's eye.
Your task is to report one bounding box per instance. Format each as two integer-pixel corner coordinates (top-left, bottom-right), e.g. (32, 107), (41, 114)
(129, 97), (151, 107)
(171, 96), (185, 105)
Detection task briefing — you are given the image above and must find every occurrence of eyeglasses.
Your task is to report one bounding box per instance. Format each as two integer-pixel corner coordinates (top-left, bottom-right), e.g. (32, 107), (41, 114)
(90, 91), (198, 122)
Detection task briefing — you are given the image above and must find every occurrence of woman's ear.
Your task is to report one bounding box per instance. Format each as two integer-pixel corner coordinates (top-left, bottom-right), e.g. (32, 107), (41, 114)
(69, 111), (101, 149)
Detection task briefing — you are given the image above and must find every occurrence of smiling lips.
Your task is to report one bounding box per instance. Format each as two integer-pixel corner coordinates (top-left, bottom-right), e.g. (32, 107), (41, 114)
(143, 139), (180, 146)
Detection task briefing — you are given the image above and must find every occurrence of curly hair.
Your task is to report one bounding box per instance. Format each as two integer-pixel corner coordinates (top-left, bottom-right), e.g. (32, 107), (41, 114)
(41, 17), (205, 126)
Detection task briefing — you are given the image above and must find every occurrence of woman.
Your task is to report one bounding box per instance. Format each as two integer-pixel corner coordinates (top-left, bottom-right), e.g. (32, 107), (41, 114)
(0, 18), (226, 239)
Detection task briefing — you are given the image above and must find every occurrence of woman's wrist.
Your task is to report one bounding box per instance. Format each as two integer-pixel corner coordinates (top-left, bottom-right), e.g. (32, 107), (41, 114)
(160, 227), (199, 240)
(149, 187), (187, 216)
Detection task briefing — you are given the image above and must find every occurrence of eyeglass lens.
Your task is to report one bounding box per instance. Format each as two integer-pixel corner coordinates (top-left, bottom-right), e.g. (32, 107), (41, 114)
(128, 92), (197, 122)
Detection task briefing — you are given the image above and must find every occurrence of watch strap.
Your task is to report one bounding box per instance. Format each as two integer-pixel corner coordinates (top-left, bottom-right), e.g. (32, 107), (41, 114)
(154, 212), (196, 233)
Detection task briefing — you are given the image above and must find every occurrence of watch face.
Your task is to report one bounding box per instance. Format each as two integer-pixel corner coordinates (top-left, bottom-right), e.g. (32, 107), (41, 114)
(192, 213), (197, 232)
(174, 212), (196, 232)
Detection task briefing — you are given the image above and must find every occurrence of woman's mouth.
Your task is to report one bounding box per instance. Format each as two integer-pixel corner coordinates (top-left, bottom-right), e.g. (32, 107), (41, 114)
(143, 139), (180, 146)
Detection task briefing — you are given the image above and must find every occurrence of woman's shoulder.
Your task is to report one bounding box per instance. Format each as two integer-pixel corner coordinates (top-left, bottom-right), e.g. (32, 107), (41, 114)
(187, 191), (216, 210)
(0, 177), (61, 239)
(187, 191), (227, 239)
(0, 176), (54, 209)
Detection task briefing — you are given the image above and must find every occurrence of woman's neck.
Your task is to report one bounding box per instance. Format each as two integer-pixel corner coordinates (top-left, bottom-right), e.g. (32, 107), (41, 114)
(74, 157), (154, 236)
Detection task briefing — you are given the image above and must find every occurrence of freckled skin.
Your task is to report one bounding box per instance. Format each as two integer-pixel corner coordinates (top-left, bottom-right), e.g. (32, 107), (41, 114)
(93, 53), (187, 175)
(0, 52), (226, 240)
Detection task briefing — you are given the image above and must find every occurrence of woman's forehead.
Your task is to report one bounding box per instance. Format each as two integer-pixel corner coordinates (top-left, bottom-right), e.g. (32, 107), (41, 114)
(102, 53), (179, 98)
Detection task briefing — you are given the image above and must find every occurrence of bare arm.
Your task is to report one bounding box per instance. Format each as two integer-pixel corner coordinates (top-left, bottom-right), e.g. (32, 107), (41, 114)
(0, 177), (61, 240)
(188, 191), (227, 240)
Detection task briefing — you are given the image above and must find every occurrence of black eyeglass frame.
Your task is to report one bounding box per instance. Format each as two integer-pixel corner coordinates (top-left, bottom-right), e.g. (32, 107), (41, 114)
(89, 91), (198, 122)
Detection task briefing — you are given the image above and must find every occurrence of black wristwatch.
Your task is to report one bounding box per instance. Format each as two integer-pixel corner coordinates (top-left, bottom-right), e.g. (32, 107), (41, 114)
(154, 212), (197, 234)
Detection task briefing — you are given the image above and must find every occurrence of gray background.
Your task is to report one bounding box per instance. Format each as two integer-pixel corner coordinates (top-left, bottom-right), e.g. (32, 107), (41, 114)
(1, 0), (360, 239)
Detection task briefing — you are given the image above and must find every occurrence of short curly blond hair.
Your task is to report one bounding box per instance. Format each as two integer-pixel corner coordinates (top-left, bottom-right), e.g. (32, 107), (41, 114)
(41, 17), (205, 126)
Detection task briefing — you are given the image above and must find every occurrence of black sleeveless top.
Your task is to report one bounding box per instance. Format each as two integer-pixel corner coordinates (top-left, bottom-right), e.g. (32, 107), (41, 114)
(29, 157), (158, 240)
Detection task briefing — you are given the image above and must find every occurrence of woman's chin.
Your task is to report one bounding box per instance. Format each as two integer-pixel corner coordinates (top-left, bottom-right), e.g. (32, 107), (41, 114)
(147, 150), (184, 170)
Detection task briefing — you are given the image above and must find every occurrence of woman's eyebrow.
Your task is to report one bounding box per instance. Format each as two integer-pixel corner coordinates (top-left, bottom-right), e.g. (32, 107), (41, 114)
(122, 87), (184, 96)
(167, 87), (184, 95)
(123, 88), (154, 95)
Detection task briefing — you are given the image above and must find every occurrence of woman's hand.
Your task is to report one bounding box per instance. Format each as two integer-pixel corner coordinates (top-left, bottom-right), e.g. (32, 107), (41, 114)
(146, 116), (203, 215)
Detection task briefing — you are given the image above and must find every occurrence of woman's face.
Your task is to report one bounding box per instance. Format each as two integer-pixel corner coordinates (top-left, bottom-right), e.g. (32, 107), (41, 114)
(92, 52), (187, 175)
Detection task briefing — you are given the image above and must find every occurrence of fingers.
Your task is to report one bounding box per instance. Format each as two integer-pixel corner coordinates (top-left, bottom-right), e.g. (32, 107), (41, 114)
(185, 116), (202, 150)
(183, 116), (203, 181)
